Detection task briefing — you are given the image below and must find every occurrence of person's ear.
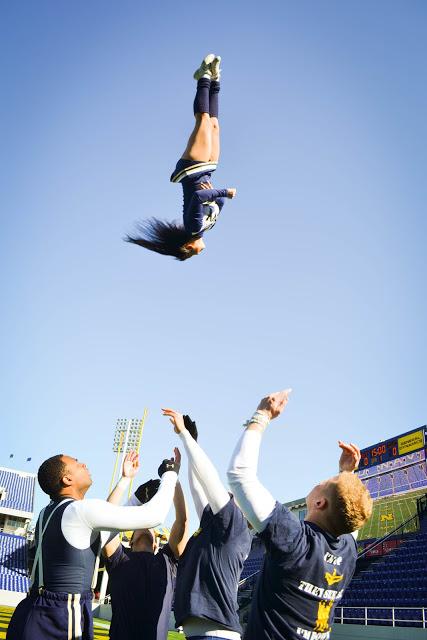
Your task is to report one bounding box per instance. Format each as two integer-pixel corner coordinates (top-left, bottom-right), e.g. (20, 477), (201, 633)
(61, 472), (73, 487)
(315, 496), (328, 510)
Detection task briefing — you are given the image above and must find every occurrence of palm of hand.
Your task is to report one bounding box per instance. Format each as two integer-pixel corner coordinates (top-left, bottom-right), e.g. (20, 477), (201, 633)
(123, 460), (139, 478)
(339, 451), (355, 472)
(338, 442), (361, 472)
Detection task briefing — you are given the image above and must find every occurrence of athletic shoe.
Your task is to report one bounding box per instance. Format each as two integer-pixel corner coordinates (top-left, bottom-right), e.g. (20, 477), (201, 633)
(210, 55), (221, 81)
(193, 54), (215, 80)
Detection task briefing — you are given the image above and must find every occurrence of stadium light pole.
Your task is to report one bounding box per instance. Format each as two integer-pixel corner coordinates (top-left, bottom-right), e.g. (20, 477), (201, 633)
(97, 412), (147, 606)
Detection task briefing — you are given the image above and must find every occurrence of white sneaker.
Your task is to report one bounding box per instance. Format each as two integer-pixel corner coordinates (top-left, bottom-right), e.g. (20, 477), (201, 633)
(210, 55), (221, 81)
(193, 54), (215, 80)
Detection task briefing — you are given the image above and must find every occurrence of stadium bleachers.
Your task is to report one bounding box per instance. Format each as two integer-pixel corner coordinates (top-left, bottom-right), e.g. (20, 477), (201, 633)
(0, 469), (35, 513)
(0, 532), (29, 593)
(240, 540), (265, 581)
(241, 555), (264, 581)
(362, 462), (427, 499)
(378, 473), (393, 497)
(340, 530), (427, 613)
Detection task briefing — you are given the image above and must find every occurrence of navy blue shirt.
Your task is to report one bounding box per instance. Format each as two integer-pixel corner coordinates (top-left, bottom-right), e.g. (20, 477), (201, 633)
(33, 499), (99, 593)
(170, 161), (228, 236)
(105, 543), (177, 640)
(244, 503), (358, 640)
(174, 497), (251, 633)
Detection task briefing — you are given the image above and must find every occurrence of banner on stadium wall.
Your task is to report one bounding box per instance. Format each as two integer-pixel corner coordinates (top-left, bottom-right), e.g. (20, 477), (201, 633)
(364, 539), (402, 557)
(398, 429), (424, 455)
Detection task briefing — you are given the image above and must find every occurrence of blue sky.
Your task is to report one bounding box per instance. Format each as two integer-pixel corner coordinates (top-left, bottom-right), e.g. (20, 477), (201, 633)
(1, 1), (426, 529)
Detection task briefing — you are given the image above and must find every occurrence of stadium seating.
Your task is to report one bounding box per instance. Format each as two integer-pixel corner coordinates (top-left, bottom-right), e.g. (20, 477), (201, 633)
(392, 469), (410, 492)
(362, 461), (427, 499)
(408, 464), (427, 489)
(378, 473), (393, 497)
(0, 469), (35, 513)
(337, 530), (427, 626)
(240, 541), (265, 581)
(0, 532), (29, 593)
(241, 556), (264, 580)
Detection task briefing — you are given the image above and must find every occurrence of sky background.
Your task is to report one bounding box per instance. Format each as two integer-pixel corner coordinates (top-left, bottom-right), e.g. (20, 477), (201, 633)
(1, 0), (426, 530)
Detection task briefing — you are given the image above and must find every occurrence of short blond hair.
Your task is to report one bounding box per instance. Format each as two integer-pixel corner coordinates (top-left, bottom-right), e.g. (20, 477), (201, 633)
(326, 472), (373, 535)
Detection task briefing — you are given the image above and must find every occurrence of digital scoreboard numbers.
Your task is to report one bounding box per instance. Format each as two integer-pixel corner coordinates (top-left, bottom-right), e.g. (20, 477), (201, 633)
(359, 426), (426, 469)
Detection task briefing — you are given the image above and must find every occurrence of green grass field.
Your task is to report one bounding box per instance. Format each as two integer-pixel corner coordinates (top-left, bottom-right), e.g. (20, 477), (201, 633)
(358, 489), (426, 541)
(0, 605), (183, 639)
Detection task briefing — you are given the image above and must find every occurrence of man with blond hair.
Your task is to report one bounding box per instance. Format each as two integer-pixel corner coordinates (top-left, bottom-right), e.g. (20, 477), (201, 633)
(227, 390), (373, 640)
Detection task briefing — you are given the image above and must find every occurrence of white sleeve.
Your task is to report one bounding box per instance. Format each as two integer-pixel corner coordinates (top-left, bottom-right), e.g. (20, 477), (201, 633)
(72, 471), (177, 532)
(125, 493), (141, 507)
(227, 429), (276, 532)
(178, 430), (229, 516)
(188, 464), (208, 521)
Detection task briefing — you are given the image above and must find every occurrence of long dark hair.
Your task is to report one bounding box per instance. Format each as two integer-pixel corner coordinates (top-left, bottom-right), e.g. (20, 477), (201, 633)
(125, 218), (194, 261)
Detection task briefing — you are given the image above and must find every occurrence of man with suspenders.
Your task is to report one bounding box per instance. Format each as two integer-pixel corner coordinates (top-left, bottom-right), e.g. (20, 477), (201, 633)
(7, 451), (180, 640)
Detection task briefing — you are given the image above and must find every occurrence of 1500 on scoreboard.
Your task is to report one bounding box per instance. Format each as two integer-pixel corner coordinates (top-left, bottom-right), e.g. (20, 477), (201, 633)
(358, 426), (426, 469)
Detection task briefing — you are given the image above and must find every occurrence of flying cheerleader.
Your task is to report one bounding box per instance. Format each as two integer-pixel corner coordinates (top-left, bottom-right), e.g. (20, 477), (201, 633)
(126, 54), (236, 260)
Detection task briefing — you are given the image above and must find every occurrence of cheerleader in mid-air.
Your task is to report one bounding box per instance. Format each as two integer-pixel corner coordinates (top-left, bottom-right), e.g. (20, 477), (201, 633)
(126, 54), (236, 260)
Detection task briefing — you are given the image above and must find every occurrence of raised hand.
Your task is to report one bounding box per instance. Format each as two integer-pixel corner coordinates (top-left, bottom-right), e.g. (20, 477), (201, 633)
(174, 447), (181, 467)
(122, 451), (140, 479)
(162, 408), (185, 434)
(158, 453), (181, 477)
(227, 188), (237, 199)
(183, 414), (198, 441)
(338, 441), (361, 472)
(256, 389), (292, 421)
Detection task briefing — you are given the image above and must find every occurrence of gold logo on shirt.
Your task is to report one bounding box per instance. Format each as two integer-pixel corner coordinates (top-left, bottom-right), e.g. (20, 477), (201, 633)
(192, 527), (202, 538)
(314, 600), (334, 632)
(325, 568), (344, 586)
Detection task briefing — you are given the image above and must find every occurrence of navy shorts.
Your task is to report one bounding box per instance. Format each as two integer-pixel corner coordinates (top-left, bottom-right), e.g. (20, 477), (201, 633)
(170, 158), (217, 183)
(7, 589), (94, 640)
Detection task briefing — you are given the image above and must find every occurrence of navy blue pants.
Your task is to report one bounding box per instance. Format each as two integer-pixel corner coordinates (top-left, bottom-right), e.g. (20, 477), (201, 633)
(7, 589), (93, 640)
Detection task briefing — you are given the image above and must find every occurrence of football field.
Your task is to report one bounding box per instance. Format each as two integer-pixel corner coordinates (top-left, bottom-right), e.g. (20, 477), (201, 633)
(358, 489), (426, 540)
(0, 605), (182, 639)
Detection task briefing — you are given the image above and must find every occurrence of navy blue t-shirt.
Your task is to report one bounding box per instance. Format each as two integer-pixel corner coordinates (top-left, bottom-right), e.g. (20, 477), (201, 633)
(174, 497), (252, 632)
(105, 543), (177, 640)
(170, 161), (228, 236)
(245, 503), (357, 640)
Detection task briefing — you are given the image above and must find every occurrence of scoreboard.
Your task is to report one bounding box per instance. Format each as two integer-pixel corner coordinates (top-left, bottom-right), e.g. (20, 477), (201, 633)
(358, 426), (427, 470)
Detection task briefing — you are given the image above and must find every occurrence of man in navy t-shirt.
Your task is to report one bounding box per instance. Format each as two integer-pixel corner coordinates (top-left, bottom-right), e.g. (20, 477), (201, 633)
(162, 409), (252, 640)
(103, 452), (188, 640)
(104, 536), (177, 640)
(228, 389), (373, 640)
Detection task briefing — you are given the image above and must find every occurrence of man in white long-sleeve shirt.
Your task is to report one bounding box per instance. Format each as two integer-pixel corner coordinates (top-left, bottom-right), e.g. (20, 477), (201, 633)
(7, 450), (179, 640)
(227, 390), (373, 640)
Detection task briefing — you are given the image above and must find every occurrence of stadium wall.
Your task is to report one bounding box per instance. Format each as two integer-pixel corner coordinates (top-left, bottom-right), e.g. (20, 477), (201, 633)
(0, 589), (26, 607)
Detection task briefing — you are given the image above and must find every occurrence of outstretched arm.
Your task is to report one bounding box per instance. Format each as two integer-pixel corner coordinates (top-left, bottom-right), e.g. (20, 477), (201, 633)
(107, 451), (140, 506)
(227, 390), (292, 533)
(168, 449), (189, 558)
(162, 408), (229, 516)
(181, 414), (208, 520)
(104, 451), (140, 557)
(79, 463), (179, 533)
(185, 186), (235, 235)
(192, 187), (233, 204)
(188, 465), (209, 520)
